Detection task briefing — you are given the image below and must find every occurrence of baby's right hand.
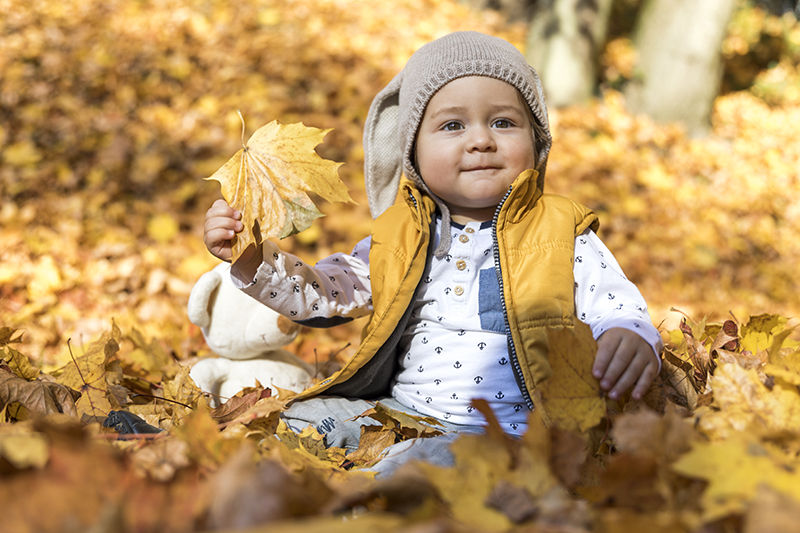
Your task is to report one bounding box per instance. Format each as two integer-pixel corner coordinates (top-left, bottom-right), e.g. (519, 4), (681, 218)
(203, 199), (253, 263)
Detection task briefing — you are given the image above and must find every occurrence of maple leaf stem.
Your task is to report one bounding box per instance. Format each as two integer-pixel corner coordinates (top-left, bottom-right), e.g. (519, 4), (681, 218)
(130, 392), (194, 409)
(237, 109), (247, 149)
(66, 338), (88, 387)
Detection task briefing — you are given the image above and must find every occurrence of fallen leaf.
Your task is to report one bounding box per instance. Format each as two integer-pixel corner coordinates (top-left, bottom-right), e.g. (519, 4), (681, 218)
(695, 362), (800, 440)
(485, 480), (538, 524)
(130, 437), (191, 481)
(537, 322), (606, 434)
(173, 407), (243, 470)
(0, 364), (80, 418)
(277, 423), (346, 465)
(672, 433), (800, 522)
(764, 348), (800, 386)
(0, 431), (49, 469)
(743, 485), (800, 533)
(740, 314), (793, 355)
(344, 425), (398, 467)
(2, 345), (39, 381)
(206, 444), (334, 529)
(612, 406), (696, 463)
(210, 385), (272, 424)
(679, 319), (715, 383)
(54, 322), (123, 423)
(548, 425), (588, 489)
(354, 401), (444, 440)
(206, 115), (352, 262)
(417, 409), (560, 532)
(0, 327), (24, 345)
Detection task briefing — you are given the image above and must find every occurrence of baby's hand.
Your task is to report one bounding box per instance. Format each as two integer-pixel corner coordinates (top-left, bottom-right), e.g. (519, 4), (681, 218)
(203, 199), (242, 262)
(593, 328), (658, 401)
(203, 199), (258, 264)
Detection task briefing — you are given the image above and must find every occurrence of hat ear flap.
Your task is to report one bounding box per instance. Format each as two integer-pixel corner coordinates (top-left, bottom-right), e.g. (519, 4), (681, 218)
(363, 72), (403, 219)
(527, 66), (552, 192)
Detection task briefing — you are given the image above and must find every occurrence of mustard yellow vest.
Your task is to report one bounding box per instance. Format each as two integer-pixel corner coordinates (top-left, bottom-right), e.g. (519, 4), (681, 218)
(295, 170), (599, 406)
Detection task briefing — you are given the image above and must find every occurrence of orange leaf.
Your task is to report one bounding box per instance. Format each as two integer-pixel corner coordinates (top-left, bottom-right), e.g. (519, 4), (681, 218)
(210, 386), (271, 424)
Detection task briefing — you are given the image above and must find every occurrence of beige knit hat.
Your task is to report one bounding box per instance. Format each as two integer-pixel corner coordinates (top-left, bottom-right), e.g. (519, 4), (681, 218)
(363, 31), (552, 245)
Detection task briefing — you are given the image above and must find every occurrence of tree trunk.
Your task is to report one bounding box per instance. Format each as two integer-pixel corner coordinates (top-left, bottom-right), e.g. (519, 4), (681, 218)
(524, 0), (613, 107)
(623, 0), (736, 136)
(460, 0), (535, 22)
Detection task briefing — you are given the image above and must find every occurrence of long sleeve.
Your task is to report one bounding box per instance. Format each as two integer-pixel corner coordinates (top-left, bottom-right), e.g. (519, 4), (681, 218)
(230, 236), (373, 327)
(573, 230), (663, 364)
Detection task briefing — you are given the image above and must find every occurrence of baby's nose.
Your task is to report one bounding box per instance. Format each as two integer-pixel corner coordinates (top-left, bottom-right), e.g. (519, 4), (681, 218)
(466, 126), (496, 151)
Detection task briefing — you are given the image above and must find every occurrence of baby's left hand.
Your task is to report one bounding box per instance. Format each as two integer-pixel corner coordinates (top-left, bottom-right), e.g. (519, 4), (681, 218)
(593, 328), (659, 401)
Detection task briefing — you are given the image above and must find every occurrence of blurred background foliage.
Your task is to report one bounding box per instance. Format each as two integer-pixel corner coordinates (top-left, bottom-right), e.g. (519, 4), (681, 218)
(1, 0), (798, 367)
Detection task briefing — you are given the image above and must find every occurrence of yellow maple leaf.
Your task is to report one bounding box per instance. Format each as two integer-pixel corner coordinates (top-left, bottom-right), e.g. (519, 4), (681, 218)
(536, 323), (606, 434)
(54, 321), (122, 423)
(672, 433), (800, 522)
(206, 114), (352, 262)
(695, 362), (800, 440)
(765, 348), (800, 386)
(417, 409), (560, 532)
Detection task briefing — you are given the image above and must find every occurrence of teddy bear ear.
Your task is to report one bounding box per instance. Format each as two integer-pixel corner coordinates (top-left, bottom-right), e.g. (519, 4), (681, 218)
(187, 269), (223, 329)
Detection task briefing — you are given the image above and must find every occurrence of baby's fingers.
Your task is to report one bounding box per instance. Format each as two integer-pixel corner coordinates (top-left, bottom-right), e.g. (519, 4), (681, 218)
(593, 330), (621, 381)
(607, 355), (648, 400)
(206, 198), (241, 221)
(630, 360), (659, 400)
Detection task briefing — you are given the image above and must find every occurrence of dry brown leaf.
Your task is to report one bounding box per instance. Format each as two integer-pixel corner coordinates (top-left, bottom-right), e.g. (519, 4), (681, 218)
(206, 115), (352, 262)
(130, 437), (191, 482)
(548, 426), (589, 489)
(210, 385), (272, 424)
(537, 323), (606, 434)
(612, 406), (696, 464)
(679, 319), (714, 384)
(0, 364), (80, 418)
(344, 425), (398, 467)
(485, 480), (538, 524)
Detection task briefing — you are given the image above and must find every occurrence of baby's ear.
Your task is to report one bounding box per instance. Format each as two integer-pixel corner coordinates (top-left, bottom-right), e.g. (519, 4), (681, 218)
(364, 71), (404, 220)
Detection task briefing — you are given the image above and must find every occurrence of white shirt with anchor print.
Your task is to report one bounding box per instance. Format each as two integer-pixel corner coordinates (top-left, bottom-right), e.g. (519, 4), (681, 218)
(232, 218), (663, 436)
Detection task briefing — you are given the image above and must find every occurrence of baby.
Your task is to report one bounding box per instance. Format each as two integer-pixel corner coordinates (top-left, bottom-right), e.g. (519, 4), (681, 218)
(204, 31), (662, 474)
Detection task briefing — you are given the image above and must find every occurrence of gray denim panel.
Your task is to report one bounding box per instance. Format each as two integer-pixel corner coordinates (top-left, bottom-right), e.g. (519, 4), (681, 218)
(282, 396), (381, 450)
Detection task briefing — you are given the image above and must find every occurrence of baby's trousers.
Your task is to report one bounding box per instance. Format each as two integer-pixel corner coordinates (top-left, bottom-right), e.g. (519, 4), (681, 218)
(281, 396), (485, 478)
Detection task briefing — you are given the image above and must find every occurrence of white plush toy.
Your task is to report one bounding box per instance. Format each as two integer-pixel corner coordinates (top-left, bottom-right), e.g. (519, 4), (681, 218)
(187, 263), (314, 407)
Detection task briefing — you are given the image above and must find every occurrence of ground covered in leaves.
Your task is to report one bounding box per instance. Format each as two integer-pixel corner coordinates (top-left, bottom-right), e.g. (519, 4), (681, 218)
(2, 0), (800, 532)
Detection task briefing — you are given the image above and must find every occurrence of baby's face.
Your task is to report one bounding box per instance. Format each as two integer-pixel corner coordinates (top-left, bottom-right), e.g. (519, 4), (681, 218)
(415, 76), (536, 223)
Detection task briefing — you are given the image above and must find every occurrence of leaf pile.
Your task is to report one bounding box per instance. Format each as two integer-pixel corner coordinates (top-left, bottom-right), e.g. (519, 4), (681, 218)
(1, 314), (799, 532)
(2, 0), (800, 531)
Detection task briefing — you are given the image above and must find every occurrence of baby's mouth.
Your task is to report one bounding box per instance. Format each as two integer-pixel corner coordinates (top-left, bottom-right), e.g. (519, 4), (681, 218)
(463, 166), (500, 172)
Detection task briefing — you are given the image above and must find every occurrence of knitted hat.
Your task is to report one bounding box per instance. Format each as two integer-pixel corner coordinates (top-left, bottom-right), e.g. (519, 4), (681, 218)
(363, 31), (552, 250)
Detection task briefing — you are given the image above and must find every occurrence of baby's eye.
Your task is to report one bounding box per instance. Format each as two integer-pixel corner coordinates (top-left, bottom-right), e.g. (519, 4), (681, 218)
(442, 121), (464, 131)
(492, 119), (512, 129)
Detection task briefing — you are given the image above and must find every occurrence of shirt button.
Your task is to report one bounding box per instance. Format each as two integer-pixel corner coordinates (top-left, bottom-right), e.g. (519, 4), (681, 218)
(456, 260), (467, 271)
(454, 286), (464, 296)
(465, 227), (475, 234)
(458, 234), (469, 243)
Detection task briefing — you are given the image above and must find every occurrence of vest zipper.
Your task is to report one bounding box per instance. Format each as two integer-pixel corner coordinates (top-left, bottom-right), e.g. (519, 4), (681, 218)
(492, 186), (535, 411)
